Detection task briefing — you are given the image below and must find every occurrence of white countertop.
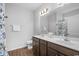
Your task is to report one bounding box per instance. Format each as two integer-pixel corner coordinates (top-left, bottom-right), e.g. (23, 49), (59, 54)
(34, 35), (79, 51)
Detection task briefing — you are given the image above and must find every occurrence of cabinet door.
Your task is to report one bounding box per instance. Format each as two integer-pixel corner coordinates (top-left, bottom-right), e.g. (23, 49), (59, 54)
(48, 42), (79, 56)
(33, 37), (39, 56)
(40, 40), (47, 56)
(47, 48), (58, 56)
(40, 44), (46, 56)
(33, 45), (39, 56)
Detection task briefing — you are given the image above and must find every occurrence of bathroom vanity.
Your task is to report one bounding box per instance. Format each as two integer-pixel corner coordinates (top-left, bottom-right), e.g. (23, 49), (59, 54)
(33, 35), (79, 56)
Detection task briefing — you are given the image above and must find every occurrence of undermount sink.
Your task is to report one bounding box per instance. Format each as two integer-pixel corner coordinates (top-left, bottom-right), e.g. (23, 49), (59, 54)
(66, 37), (79, 44)
(69, 40), (79, 44)
(51, 36), (79, 44)
(51, 36), (68, 41)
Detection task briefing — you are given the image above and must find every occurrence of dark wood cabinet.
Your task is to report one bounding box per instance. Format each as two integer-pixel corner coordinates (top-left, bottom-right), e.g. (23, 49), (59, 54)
(47, 48), (58, 56)
(48, 42), (79, 56)
(39, 40), (47, 56)
(47, 42), (65, 56)
(33, 37), (79, 56)
(33, 37), (39, 56)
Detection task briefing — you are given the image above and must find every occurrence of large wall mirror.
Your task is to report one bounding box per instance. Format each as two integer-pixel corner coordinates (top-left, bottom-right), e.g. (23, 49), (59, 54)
(39, 3), (79, 38)
(55, 3), (79, 37)
(64, 9), (79, 38)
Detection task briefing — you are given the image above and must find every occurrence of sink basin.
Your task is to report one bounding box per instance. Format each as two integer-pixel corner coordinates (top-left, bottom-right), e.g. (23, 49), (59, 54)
(66, 37), (79, 44)
(52, 36), (68, 41)
(69, 40), (79, 44)
(52, 36), (79, 45)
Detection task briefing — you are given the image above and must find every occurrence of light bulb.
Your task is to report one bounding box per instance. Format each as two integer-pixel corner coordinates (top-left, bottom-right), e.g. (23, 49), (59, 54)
(40, 8), (49, 16)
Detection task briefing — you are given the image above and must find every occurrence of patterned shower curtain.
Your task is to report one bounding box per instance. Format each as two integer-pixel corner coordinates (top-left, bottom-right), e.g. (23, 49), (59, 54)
(0, 3), (8, 56)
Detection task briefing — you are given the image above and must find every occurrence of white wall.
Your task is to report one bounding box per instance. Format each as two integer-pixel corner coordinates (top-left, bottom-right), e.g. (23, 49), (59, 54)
(48, 13), (56, 34)
(40, 15), (48, 34)
(34, 8), (48, 35)
(5, 4), (34, 51)
(33, 10), (41, 35)
(34, 3), (57, 35)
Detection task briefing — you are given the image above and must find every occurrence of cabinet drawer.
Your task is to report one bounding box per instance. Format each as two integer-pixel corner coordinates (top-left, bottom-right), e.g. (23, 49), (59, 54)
(33, 46), (39, 56)
(48, 42), (79, 56)
(40, 39), (47, 45)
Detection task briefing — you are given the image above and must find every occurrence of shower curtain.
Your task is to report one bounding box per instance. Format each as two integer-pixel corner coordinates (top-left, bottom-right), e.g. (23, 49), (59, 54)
(0, 3), (8, 56)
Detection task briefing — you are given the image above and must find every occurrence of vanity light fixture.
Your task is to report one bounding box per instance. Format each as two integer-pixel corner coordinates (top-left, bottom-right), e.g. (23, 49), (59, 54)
(40, 8), (49, 16)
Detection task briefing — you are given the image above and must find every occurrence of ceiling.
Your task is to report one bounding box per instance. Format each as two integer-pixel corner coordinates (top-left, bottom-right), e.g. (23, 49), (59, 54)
(15, 3), (42, 11)
(48, 3), (79, 16)
(55, 3), (79, 13)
